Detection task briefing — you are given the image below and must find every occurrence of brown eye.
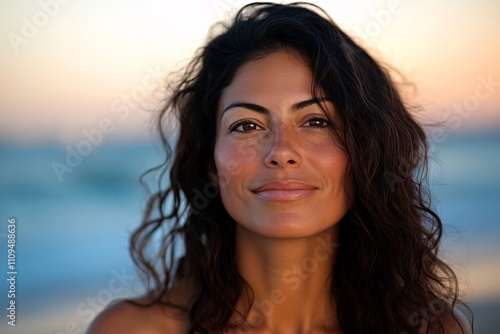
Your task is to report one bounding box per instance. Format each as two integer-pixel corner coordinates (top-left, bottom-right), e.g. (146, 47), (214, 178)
(241, 123), (258, 132)
(304, 117), (330, 128)
(229, 120), (262, 133)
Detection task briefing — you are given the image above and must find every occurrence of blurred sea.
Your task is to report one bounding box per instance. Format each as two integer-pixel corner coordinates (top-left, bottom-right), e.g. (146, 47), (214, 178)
(0, 131), (499, 334)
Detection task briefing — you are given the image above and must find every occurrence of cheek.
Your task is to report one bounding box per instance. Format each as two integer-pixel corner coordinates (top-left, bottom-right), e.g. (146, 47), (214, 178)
(214, 139), (261, 188)
(308, 140), (347, 172)
(214, 147), (243, 196)
(214, 142), (252, 219)
(313, 145), (350, 194)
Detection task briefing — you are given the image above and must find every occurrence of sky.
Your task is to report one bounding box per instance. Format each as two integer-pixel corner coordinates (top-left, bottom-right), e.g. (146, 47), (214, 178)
(0, 0), (499, 144)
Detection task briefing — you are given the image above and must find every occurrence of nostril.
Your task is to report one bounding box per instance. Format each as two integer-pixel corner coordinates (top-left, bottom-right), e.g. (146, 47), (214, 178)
(265, 154), (300, 167)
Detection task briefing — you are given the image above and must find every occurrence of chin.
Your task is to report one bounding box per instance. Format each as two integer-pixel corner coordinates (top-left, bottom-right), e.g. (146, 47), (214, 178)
(236, 213), (340, 239)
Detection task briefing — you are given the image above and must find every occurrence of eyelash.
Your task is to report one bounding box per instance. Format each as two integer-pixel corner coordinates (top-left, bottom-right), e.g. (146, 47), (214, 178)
(229, 119), (262, 133)
(303, 116), (331, 128)
(228, 116), (332, 133)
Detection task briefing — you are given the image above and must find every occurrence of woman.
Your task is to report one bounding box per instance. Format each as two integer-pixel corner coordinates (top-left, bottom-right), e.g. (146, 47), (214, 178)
(88, 2), (472, 333)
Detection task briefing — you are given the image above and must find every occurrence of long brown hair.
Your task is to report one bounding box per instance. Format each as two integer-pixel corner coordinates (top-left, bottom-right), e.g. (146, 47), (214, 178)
(130, 2), (471, 333)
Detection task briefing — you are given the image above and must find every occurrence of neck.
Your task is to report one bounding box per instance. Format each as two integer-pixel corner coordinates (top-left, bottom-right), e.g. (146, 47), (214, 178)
(234, 225), (340, 333)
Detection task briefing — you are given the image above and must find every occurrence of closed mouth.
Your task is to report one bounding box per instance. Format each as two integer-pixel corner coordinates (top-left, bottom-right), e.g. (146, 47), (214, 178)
(252, 181), (317, 201)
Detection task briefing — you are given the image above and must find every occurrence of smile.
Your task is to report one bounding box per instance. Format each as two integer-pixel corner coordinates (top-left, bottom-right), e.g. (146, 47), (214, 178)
(252, 181), (317, 201)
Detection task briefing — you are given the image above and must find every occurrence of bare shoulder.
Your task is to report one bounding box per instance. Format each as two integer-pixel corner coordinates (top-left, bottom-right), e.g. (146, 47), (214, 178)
(86, 298), (191, 334)
(440, 308), (472, 334)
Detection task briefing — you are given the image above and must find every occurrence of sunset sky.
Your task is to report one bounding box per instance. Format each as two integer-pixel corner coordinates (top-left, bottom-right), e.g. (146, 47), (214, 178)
(1, 0), (499, 144)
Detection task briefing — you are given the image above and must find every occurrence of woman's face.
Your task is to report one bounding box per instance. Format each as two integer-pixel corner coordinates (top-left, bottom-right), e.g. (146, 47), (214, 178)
(214, 50), (351, 238)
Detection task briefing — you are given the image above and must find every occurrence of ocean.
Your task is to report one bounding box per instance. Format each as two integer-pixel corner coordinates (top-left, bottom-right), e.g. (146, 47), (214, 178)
(0, 131), (499, 333)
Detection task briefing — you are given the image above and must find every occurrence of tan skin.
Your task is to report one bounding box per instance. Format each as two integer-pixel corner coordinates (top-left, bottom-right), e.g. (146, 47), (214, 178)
(212, 50), (348, 333)
(87, 51), (471, 334)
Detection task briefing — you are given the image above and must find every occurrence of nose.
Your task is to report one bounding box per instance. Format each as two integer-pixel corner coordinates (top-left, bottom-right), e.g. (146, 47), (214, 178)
(264, 125), (302, 168)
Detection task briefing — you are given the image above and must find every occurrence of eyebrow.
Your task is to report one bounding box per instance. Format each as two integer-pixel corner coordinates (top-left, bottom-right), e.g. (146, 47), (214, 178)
(220, 97), (332, 119)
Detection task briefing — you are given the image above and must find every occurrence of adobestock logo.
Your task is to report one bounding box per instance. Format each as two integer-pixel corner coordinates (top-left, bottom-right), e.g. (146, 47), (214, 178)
(383, 74), (499, 193)
(351, 0), (404, 40)
(51, 119), (116, 183)
(236, 234), (339, 333)
(7, 0), (72, 54)
(47, 267), (141, 334)
(429, 74), (500, 143)
(51, 65), (166, 183)
(211, 0), (246, 19)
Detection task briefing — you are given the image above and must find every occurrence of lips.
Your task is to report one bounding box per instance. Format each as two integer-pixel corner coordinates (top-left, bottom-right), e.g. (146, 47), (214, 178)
(252, 181), (317, 201)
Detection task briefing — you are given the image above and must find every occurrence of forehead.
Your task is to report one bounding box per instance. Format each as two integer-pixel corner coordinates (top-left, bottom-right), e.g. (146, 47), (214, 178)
(218, 51), (315, 112)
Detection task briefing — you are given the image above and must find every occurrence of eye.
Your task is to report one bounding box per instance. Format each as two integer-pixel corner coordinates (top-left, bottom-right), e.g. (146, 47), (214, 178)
(303, 117), (331, 128)
(229, 120), (263, 133)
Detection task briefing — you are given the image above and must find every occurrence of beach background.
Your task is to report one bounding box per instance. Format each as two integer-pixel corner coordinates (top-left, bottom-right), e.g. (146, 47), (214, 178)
(0, 0), (499, 333)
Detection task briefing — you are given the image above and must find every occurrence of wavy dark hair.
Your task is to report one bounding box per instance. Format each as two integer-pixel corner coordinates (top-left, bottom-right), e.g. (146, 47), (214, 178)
(130, 2), (471, 333)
